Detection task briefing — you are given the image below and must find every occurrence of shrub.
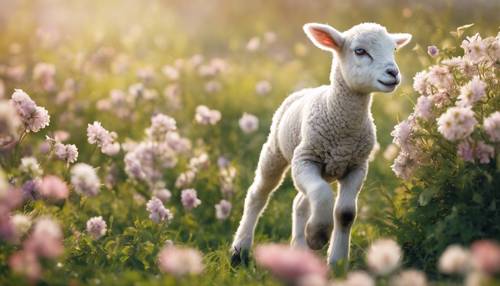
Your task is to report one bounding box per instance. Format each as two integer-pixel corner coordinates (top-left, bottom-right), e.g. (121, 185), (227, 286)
(387, 27), (500, 275)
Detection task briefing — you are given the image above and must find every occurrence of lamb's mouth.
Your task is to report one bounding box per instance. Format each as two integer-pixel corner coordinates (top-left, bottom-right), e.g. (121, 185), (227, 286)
(378, 79), (399, 87)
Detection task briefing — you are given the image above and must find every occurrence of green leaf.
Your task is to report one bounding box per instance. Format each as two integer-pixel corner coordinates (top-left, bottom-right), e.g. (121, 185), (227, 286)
(418, 188), (436, 206)
(472, 192), (483, 204)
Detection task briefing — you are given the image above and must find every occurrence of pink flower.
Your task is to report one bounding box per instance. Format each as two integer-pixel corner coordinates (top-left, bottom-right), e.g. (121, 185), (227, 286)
(24, 217), (64, 258)
(33, 62), (56, 92)
(0, 101), (21, 149)
(9, 250), (41, 281)
(124, 142), (177, 187)
(427, 45), (439, 57)
(38, 175), (69, 200)
(204, 80), (222, 93)
(164, 84), (182, 110)
(161, 65), (179, 81)
(181, 189), (201, 210)
(456, 76), (486, 107)
(11, 89), (50, 133)
(483, 111), (500, 142)
(391, 152), (416, 180)
(53, 142), (78, 164)
(165, 132), (191, 154)
(413, 71), (430, 96)
(391, 119), (413, 152)
(427, 65), (453, 92)
(188, 152), (209, 172)
(11, 89), (37, 119)
(457, 140), (474, 162)
(86, 216), (107, 240)
(146, 113), (177, 142)
(175, 170), (196, 188)
(87, 121), (114, 148)
(146, 197), (173, 224)
(256, 80), (272, 95)
(390, 269), (427, 286)
(340, 271), (375, 286)
(153, 188), (172, 203)
(239, 113), (259, 134)
(194, 105), (221, 125)
(246, 37), (261, 52)
(414, 96), (433, 120)
(437, 107), (477, 141)
(101, 142), (120, 156)
(475, 141), (494, 164)
(254, 243), (328, 282)
(461, 33), (487, 63)
(215, 200), (232, 220)
(471, 240), (500, 274)
(158, 245), (204, 276)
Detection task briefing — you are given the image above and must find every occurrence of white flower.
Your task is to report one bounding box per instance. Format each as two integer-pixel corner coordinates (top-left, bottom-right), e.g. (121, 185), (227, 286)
(215, 200), (232, 220)
(438, 245), (471, 274)
(86, 216), (107, 240)
(239, 113), (259, 134)
(194, 105), (221, 125)
(19, 157), (43, 177)
(11, 214), (32, 238)
(70, 163), (100, 196)
(366, 239), (402, 275)
(256, 80), (272, 95)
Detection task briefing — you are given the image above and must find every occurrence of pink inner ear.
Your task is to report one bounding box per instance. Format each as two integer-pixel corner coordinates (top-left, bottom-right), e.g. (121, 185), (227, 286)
(311, 28), (336, 49)
(396, 38), (407, 46)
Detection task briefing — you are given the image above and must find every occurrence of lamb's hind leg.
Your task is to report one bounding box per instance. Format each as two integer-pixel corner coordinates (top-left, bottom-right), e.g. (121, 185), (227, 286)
(291, 192), (310, 248)
(231, 142), (288, 266)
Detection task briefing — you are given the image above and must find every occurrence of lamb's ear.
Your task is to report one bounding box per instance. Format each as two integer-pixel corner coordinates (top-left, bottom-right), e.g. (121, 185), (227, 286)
(303, 23), (344, 52)
(391, 33), (412, 49)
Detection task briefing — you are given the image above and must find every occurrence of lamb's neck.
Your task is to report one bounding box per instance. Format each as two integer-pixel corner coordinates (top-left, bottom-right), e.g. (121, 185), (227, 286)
(327, 65), (372, 130)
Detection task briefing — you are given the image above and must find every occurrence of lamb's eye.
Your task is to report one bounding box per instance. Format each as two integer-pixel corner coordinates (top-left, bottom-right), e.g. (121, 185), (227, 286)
(354, 48), (367, 56)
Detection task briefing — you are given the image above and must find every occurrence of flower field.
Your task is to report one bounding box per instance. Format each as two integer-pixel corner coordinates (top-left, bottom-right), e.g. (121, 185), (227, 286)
(0, 0), (499, 285)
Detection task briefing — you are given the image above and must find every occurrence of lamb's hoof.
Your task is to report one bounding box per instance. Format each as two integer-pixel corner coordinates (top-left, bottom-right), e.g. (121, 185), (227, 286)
(230, 247), (250, 267)
(306, 223), (332, 250)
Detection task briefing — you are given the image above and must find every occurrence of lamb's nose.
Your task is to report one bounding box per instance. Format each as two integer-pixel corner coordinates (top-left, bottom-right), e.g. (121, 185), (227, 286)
(386, 68), (399, 78)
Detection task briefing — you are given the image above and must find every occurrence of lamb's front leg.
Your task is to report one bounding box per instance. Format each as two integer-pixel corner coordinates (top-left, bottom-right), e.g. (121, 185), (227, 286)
(291, 157), (334, 250)
(327, 162), (368, 266)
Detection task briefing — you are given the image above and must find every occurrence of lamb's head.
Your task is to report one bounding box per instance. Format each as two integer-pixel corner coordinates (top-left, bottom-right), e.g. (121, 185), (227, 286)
(304, 22), (412, 93)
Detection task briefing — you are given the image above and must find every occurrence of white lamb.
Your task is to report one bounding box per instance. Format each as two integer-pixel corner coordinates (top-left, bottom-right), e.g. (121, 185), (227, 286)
(231, 22), (412, 266)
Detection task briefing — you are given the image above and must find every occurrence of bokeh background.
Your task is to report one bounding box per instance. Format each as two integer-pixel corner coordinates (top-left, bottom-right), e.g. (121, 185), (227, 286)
(0, 0), (499, 285)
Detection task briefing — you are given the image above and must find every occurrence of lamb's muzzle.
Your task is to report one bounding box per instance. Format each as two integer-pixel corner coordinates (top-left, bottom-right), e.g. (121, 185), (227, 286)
(231, 22), (412, 267)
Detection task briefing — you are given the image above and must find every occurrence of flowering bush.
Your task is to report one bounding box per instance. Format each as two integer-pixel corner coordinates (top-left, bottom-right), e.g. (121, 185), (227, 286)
(387, 28), (500, 274)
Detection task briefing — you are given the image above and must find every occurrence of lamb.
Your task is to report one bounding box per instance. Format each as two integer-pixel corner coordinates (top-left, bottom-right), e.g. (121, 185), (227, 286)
(231, 22), (412, 266)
